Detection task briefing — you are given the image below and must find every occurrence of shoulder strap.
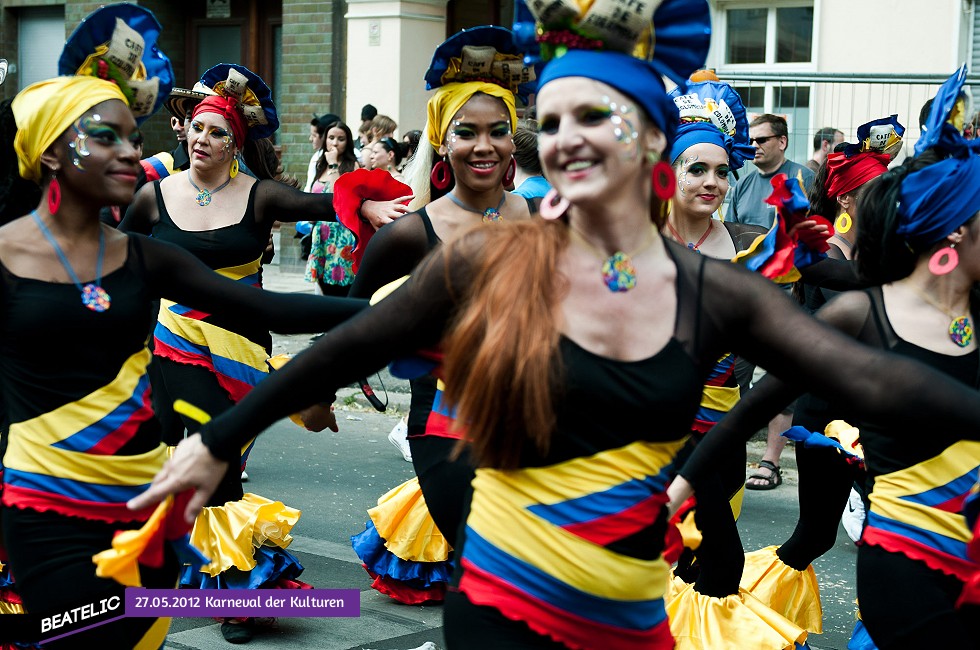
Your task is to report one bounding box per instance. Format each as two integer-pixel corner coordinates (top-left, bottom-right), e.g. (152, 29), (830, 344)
(152, 180), (173, 226)
(417, 207), (440, 247)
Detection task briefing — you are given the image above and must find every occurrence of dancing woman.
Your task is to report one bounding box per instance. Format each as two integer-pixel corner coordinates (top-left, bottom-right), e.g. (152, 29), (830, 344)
(132, 6), (980, 650)
(671, 67), (980, 648)
(0, 7), (362, 648)
(345, 26), (535, 603)
(119, 64), (390, 643)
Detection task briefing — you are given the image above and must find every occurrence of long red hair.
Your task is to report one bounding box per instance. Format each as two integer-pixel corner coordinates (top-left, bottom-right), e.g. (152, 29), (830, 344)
(442, 219), (568, 468)
(441, 188), (668, 469)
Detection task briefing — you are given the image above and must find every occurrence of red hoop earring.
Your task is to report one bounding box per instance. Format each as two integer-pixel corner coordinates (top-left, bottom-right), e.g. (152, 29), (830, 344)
(430, 157), (452, 190)
(539, 188), (569, 220)
(651, 161), (675, 201)
(928, 245), (959, 275)
(47, 174), (61, 215)
(503, 158), (517, 186)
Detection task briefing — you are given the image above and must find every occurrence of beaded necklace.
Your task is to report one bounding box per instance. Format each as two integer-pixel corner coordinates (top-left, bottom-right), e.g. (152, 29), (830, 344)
(446, 192), (506, 223)
(33, 212), (110, 312)
(665, 219), (712, 253)
(188, 173), (233, 207)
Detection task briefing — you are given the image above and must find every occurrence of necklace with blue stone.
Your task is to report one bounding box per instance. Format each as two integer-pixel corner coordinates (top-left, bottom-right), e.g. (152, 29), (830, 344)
(188, 173), (233, 207)
(568, 225), (659, 293)
(446, 191), (506, 223)
(33, 211), (111, 312)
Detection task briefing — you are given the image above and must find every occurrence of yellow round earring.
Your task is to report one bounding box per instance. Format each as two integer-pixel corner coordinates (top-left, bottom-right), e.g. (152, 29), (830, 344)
(835, 212), (852, 234)
(229, 157), (239, 179)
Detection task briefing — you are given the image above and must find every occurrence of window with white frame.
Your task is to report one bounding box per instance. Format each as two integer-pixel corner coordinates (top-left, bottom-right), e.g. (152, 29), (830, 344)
(725, 5), (814, 66)
(716, 2), (815, 168)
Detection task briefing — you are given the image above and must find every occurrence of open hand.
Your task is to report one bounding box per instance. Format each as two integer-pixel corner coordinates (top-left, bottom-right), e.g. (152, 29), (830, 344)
(360, 195), (413, 230)
(298, 402), (338, 432)
(127, 434), (229, 524)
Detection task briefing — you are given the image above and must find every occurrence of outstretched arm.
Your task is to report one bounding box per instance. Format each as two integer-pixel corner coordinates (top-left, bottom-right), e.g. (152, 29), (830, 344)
(254, 180), (410, 226)
(130, 237), (474, 520)
(705, 260), (980, 438)
(137, 234), (368, 333)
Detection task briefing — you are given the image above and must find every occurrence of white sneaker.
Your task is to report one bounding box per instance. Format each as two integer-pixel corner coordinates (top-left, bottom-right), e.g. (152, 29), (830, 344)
(241, 470), (249, 482)
(841, 486), (866, 542)
(387, 418), (412, 462)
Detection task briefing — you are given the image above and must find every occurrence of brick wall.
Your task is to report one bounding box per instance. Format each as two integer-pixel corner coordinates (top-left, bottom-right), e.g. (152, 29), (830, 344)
(278, 0), (343, 270)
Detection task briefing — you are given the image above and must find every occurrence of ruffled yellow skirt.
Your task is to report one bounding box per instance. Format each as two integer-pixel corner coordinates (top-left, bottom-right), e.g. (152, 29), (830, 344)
(369, 477), (451, 563)
(667, 580), (808, 649)
(740, 546), (823, 633)
(189, 493), (299, 577)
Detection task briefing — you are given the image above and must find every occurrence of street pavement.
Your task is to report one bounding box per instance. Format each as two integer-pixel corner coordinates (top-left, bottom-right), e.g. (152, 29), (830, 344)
(164, 266), (861, 650)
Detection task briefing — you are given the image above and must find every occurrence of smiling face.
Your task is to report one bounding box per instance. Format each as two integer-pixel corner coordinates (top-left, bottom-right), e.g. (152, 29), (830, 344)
(46, 99), (142, 207)
(439, 93), (514, 193)
(536, 77), (663, 209)
(187, 111), (237, 170)
(672, 142), (731, 219)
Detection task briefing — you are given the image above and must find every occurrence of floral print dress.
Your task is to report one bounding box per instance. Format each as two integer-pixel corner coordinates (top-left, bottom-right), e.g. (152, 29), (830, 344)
(305, 179), (356, 288)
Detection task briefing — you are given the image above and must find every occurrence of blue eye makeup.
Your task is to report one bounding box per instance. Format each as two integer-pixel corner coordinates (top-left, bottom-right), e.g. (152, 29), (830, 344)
(67, 114), (139, 170)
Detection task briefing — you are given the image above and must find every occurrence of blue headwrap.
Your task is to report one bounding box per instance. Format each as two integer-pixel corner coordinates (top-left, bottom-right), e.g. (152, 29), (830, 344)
(915, 64), (970, 156)
(520, 0), (710, 142)
(668, 80), (755, 170)
(897, 64), (980, 250)
(538, 50), (681, 142)
(896, 155), (980, 250)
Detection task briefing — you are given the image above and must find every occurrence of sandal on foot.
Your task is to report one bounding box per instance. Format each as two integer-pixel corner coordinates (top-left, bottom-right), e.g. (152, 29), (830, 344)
(746, 460), (782, 490)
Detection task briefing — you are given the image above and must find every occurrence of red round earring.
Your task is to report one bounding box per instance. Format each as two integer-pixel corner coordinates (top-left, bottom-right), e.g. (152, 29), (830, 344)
(430, 157), (452, 190)
(651, 161), (675, 201)
(47, 174), (61, 215)
(928, 245), (959, 275)
(503, 158), (517, 186)
(539, 189), (569, 220)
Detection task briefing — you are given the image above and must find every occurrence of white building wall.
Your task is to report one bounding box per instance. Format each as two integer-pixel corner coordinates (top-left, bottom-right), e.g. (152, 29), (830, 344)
(346, 0), (448, 138)
(709, 0), (972, 159)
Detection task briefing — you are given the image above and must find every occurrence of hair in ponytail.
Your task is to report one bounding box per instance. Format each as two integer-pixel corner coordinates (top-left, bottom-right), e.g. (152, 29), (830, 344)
(855, 148), (943, 284)
(441, 219), (569, 469)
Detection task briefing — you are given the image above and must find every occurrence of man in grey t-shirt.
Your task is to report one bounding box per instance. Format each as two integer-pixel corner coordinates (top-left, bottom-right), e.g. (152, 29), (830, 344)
(729, 114), (815, 229)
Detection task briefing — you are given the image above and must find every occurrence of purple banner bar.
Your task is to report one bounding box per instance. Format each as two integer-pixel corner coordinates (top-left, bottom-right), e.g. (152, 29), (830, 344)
(125, 589), (360, 618)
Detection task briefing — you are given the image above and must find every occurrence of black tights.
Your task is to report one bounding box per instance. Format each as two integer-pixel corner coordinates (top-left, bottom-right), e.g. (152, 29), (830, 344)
(3, 506), (178, 649)
(857, 545), (979, 649)
(777, 442), (858, 571)
(152, 359), (244, 506)
(409, 436), (474, 548)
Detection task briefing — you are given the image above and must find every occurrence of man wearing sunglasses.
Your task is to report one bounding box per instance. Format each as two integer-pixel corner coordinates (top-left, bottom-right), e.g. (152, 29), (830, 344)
(729, 113), (815, 229)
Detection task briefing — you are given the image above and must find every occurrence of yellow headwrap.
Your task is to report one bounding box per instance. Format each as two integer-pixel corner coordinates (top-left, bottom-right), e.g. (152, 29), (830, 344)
(12, 76), (128, 183)
(425, 81), (517, 151)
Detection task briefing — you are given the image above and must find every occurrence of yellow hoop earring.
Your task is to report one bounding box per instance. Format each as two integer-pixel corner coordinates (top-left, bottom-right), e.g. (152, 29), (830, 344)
(229, 157), (239, 179)
(835, 212), (852, 234)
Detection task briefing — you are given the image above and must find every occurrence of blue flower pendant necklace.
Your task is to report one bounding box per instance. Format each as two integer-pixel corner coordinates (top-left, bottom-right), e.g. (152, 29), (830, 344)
(33, 211), (111, 312)
(446, 191), (507, 223)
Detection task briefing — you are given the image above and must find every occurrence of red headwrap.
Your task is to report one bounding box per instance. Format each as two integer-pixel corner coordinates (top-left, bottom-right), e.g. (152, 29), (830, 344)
(824, 151), (890, 198)
(192, 95), (248, 148)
